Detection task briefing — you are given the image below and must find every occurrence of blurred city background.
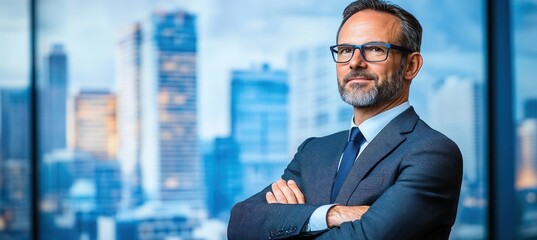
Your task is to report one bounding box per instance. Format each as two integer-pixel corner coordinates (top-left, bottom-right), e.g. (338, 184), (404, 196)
(0, 0), (536, 239)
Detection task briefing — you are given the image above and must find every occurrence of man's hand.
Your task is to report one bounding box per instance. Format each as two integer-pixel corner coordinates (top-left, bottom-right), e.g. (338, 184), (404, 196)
(266, 179), (305, 204)
(327, 205), (370, 228)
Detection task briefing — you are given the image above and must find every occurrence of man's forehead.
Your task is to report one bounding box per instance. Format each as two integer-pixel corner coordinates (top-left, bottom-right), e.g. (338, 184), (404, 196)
(339, 10), (401, 43)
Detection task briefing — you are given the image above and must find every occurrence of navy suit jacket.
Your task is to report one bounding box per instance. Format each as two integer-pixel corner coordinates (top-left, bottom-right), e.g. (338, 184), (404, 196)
(228, 107), (463, 239)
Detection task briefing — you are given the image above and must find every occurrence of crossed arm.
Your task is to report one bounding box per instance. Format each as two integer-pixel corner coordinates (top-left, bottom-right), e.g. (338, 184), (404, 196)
(229, 132), (463, 239)
(266, 179), (370, 229)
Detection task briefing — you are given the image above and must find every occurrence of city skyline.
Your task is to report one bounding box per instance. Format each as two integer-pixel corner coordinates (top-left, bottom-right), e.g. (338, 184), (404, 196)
(29, 0), (504, 140)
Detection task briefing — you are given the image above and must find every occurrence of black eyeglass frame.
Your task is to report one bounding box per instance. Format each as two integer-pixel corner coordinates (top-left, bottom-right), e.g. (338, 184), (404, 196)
(329, 42), (412, 63)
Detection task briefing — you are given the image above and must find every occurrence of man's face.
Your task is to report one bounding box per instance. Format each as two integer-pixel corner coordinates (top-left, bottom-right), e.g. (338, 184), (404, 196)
(336, 10), (407, 108)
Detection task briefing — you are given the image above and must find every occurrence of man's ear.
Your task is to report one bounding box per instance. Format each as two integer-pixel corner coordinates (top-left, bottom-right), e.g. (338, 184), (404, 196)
(403, 52), (423, 80)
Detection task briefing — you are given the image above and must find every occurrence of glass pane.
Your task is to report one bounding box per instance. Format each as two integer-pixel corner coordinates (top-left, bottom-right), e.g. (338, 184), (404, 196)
(0, 0), (31, 239)
(37, 0), (486, 239)
(513, 0), (537, 238)
(400, 2), (487, 239)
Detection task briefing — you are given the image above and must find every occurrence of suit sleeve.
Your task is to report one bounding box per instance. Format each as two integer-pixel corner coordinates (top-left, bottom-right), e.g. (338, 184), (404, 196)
(316, 136), (463, 240)
(227, 137), (323, 240)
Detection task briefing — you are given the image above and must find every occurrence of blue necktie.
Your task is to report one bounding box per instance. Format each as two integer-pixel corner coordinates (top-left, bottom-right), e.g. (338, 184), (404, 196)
(331, 127), (365, 203)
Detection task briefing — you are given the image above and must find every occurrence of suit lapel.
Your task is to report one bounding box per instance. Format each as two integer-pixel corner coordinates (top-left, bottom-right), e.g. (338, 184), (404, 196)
(313, 131), (348, 203)
(334, 107), (419, 204)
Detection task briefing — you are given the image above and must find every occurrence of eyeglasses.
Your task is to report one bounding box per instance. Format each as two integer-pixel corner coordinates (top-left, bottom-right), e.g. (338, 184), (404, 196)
(329, 42), (412, 63)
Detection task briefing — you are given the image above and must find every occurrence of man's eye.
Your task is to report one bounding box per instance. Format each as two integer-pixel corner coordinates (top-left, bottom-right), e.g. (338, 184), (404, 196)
(365, 46), (386, 53)
(339, 47), (353, 54)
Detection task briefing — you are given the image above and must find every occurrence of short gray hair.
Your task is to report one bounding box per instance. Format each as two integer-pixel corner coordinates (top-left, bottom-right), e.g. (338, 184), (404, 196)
(336, 0), (422, 52)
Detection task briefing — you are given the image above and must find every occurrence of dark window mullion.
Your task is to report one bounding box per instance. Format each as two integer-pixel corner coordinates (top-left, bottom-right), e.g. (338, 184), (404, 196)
(30, 0), (40, 239)
(487, 0), (517, 239)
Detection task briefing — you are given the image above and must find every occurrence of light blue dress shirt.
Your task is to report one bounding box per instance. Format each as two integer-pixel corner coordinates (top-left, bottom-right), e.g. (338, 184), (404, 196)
(308, 102), (411, 231)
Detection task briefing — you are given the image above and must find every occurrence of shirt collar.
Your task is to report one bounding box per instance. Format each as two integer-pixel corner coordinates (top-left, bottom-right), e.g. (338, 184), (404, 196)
(349, 102), (411, 142)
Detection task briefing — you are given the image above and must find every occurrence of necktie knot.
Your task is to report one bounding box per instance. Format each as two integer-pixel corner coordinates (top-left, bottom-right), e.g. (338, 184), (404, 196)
(349, 127), (364, 143)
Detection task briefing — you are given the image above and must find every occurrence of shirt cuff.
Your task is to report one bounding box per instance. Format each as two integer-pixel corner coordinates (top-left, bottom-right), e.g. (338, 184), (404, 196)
(306, 204), (335, 232)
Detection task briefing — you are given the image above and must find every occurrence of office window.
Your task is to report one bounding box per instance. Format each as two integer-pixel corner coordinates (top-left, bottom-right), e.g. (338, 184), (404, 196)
(0, 0), (491, 239)
(513, 0), (537, 238)
(401, 2), (487, 238)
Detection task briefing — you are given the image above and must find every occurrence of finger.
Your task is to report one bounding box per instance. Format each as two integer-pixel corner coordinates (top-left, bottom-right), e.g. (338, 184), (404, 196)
(271, 182), (288, 203)
(266, 192), (277, 204)
(277, 179), (298, 204)
(287, 180), (305, 204)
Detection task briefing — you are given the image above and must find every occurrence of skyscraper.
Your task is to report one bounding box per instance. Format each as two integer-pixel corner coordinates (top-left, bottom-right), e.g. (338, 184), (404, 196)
(204, 137), (242, 218)
(516, 119), (537, 189)
(0, 88), (30, 160)
(288, 46), (352, 155)
(428, 76), (484, 185)
(230, 63), (288, 196)
(137, 10), (202, 205)
(41, 44), (68, 155)
(0, 87), (30, 240)
(117, 23), (145, 208)
(73, 90), (117, 160)
(516, 98), (537, 189)
(73, 90), (121, 218)
(517, 100), (537, 236)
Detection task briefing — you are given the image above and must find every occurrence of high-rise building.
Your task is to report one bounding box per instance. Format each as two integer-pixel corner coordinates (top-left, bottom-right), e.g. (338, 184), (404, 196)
(0, 88), (30, 240)
(117, 23), (145, 208)
(73, 90), (117, 160)
(516, 116), (537, 236)
(428, 76), (487, 232)
(230, 63), (289, 196)
(204, 137), (242, 218)
(137, 10), (202, 205)
(288, 46), (352, 155)
(517, 98), (537, 190)
(0, 88), (29, 160)
(2, 159), (30, 238)
(95, 161), (122, 216)
(428, 76), (484, 185)
(39, 149), (92, 240)
(428, 76), (487, 236)
(516, 119), (537, 189)
(41, 44), (68, 155)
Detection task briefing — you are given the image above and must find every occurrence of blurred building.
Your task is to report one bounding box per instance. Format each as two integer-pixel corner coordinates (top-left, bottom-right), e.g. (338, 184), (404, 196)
(230, 63), (288, 196)
(73, 90), (117, 160)
(1, 88), (29, 160)
(429, 76), (485, 185)
(517, 119), (537, 189)
(0, 88), (30, 240)
(288, 46), (352, 155)
(112, 202), (204, 240)
(40, 149), (122, 239)
(41, 44), (68, 155)
(0, 160), (30, 240)
(117, 23), (146, 208)
(204, 137), (242, 218)
(94, 161), (122, 216)
(428, 76), (486, 239)
(134, 10), (203, 205)
(516, 99), (537, 238)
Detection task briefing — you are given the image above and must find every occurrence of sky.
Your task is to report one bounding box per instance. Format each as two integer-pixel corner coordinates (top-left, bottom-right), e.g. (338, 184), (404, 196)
(0, 0), (29, 87)
(1, 0), (536, 137)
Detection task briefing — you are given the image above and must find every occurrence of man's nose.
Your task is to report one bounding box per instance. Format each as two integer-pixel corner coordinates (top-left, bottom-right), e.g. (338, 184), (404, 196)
(349, 49), (367, 69)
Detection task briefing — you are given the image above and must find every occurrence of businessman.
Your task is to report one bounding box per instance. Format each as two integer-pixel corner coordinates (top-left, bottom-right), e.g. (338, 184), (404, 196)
(228, 0), (463, 239)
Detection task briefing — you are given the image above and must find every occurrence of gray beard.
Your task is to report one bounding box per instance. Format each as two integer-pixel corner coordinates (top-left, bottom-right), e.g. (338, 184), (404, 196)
(338, 65), (404, 108)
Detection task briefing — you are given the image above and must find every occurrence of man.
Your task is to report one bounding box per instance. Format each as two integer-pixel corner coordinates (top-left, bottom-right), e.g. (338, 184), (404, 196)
(228, 0), (463, 239)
